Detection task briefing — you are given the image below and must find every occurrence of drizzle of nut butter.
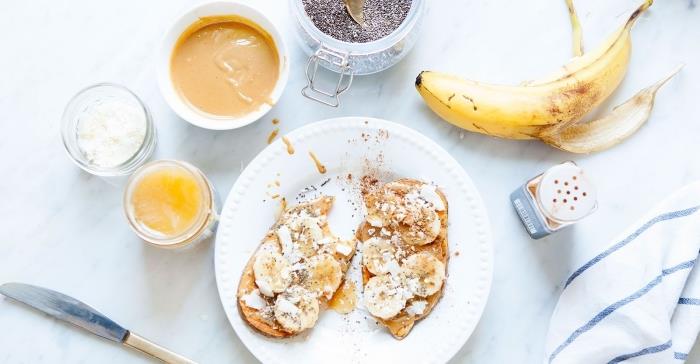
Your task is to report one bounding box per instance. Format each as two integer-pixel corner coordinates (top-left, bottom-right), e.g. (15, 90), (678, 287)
(267, 128), (279, 144)
(282, 136), (295, 155)
(308, 152), (327, 174)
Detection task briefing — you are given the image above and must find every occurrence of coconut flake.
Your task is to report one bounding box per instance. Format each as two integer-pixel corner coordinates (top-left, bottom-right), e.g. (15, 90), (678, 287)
(367, 214), (384, 227)
(256, 278), (274, 297)
(419, 185), (445, 211)
(385, 259), (401, 276)
(335, 242), (353, 256)
(277, 226), (293, 256)
(241, 289), (267, 310)
(276, 297), (300, 316)
(406, 300), (428, 316)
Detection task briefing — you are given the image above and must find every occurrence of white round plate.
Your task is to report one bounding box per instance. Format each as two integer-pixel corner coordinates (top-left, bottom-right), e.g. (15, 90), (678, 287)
(215, 117), (493, 364)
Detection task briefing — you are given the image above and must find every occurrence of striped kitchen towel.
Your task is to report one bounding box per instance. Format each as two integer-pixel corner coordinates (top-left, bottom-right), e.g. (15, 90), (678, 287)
(545, 181), (700, 363)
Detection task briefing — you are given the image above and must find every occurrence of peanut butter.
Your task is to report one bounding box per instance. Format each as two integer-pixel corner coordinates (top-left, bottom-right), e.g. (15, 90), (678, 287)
(170, 16), (280, 118)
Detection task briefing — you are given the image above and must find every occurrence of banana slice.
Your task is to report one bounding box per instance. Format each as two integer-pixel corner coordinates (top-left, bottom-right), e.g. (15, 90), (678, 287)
(253, 250), (292, 297)
(366, 184), (407, 228)
(362, 237), (399, 275)
(364, 274), (410, 319)
(333, 238), (356, 257)
(401, 252), (446, 297)
(277, 216), (325, 263)
(274, 286), (320, 333)
(366, 181), (442, 246)
(303, 253), (343, 299)
(399, 206), (441, 246)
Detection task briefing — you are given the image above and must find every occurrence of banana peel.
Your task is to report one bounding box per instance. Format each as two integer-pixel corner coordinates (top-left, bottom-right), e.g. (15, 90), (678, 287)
(566, 0), (584, 57)
(539, 65), (682, 153)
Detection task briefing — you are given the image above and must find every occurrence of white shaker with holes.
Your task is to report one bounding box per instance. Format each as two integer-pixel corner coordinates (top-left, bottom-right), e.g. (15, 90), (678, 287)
(510, 161), (597, 239)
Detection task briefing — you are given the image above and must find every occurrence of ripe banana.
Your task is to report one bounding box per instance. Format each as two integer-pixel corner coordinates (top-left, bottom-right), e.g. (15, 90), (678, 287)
(415, 0), (653, 140)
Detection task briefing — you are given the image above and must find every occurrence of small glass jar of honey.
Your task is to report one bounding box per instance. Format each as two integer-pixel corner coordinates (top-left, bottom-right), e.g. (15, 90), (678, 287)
(123, 160), (219, 248)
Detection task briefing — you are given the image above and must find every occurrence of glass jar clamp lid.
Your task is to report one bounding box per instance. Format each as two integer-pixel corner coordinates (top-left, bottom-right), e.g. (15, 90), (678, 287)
(290, 0), (425, 106)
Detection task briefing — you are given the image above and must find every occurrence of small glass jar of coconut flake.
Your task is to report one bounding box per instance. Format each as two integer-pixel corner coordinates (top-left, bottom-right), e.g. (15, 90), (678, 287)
(291, 0), (425, 106)
(61, 83), (156, 177)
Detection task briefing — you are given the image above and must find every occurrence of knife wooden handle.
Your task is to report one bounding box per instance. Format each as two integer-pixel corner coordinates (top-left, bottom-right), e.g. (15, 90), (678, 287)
(124, 331), (196, 364)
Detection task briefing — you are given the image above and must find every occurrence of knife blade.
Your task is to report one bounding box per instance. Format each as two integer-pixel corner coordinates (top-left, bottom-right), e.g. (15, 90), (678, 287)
(0, 283), (195, 364)
(0, 282), (128, 342)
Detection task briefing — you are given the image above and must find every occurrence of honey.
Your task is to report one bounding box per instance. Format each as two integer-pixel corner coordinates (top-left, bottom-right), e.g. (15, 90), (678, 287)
(131, 165), (203, 236)
(329, 280), (357, 314)
(124, 160), (218, 248)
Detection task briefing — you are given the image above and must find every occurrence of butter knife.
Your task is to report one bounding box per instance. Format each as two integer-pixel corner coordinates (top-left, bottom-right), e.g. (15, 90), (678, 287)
(0, 283), (196, 364)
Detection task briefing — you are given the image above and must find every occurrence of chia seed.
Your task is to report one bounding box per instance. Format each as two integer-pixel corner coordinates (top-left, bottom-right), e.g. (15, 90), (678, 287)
(302, 0), (413, 43)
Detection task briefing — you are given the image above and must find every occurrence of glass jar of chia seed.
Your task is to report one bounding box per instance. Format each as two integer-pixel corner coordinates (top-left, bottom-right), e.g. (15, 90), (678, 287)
(290, 0), (425, 106)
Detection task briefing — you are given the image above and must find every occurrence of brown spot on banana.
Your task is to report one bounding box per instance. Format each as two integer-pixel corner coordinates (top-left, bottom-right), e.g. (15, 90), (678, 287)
(471, 123), (487, 133)
(545, 82), (603, 130)
(461, 95), (478, 111)
(417, 81), (453, 110)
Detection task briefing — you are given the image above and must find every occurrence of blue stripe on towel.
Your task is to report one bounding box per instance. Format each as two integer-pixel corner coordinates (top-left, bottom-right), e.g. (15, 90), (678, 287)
(607, 340), (672, 363)
(549, 259), (696, 363)
(678, 298), (700, 305)
(675, 352), (689, 360)
(564, 206), (700, 289)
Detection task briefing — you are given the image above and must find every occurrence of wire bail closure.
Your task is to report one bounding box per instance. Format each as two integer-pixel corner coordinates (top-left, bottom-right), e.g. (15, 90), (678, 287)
(302, 46), (354, 107)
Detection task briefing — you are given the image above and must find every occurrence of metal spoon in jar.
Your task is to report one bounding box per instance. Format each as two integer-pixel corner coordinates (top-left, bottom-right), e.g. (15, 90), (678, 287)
(343, 0), (365, 26)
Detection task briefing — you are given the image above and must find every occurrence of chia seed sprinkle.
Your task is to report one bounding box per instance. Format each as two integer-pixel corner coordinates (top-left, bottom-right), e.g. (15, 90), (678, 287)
(302, 0), (413, 43)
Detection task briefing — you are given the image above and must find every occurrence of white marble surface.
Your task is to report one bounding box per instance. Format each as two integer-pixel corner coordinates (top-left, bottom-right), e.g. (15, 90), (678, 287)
(1, 0), (699, 363)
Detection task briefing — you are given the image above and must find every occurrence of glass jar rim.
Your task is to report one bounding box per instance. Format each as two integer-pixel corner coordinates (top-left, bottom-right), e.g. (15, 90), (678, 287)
(61, 82), (156, 177)
(123, 160), (215, 248)
(292, 0), (424, 55)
